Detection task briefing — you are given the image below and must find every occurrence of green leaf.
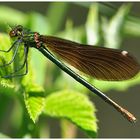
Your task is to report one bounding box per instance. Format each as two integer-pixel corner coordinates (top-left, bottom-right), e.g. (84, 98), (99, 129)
(0, 33), (13, 76)
(0, 79), (15, 95)
(24, 84), (45, 123)
(30, 48), (47, 86)
(102, 4), (131, 49)
(0, 33), (15, 90)
(44, 90), (98, 137)
(86, 3), (100, 45)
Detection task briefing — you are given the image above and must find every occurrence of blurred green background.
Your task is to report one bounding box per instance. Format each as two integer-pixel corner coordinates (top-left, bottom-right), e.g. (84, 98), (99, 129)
(0, 2), (140, 138)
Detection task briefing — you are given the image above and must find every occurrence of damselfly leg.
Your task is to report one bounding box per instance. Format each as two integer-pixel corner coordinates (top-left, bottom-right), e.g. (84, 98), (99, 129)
(0, 39), (28, 78)
(0, 40), (19, 53)
(0, 40), (21, 67)
(2, 45), (29, 78)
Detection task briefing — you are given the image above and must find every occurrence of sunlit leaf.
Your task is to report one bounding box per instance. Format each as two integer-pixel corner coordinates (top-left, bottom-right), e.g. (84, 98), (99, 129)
(44, 90), (98, 137)
(0, 33), (15, 89)
(0, 79), (15, 94)
(0, 33), (13, 68)
(24, 84), (45, 123)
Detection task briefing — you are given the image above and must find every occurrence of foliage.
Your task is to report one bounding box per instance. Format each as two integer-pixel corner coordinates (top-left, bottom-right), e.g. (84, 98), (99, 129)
(0, 2), (140, 138)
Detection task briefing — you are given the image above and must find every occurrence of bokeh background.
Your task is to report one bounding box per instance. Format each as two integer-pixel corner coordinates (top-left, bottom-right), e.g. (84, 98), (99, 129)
(0, 2), (140, 138)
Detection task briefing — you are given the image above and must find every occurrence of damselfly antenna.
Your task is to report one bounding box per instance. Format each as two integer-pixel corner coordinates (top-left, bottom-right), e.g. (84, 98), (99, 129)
(0, 25), (139, 123)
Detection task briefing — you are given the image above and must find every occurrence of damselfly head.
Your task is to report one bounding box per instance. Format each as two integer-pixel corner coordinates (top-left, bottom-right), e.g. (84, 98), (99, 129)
(9, 25), (23, 38)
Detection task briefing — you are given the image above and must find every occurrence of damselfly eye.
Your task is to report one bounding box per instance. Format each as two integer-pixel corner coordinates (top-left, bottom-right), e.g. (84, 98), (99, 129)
(9, 30), (16, 37)
(9, 25), (23, 38)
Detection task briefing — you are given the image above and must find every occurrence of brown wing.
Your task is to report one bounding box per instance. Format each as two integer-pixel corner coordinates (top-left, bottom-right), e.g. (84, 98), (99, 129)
(39, 35), (140, 81)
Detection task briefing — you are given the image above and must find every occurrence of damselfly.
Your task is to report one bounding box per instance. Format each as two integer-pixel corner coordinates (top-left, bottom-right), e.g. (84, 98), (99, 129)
(0, 25), (139, 123)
